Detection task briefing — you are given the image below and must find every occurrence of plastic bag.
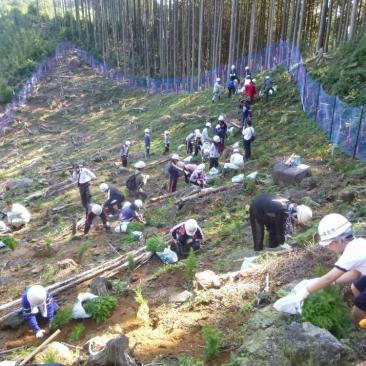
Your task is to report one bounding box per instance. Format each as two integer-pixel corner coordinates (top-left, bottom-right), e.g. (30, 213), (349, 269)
(114, 221), (129, 233)
(246, 171), (258, 180)
(240, 256), (259, 271)
(72, 292), (98, 319)
(273, 294), (302, 315)
(232, 174), (244, 183)
(156, 247), (178, 264)
(208, 167), (219, 176)
(131, 231), (143, 240)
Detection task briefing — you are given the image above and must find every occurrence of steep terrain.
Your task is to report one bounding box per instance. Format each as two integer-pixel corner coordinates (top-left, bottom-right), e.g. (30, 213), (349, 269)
(1, 51), (366, 365)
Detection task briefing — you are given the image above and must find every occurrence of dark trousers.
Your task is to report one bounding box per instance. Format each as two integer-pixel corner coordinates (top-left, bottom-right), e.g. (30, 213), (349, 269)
(186, 141), (193, 154)
(170, 240), (201, 259)
(79, 183), (91, 213)
(209, 157), (219, 169)
(84, 211), (108, 234)
(228, 87), (235, 98)
(104, 199), (123, 215)
(194, 145), (202, 156)
(243, 139), (252, 160)
(250, 206), (282, 251)
(121, 156), (128, 167)
(145, 146), (150, 159)
(169, 177), (178, 192)
(164, 144), (170, 154)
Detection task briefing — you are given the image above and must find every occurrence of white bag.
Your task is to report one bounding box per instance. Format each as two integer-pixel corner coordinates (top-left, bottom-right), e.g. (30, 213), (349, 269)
(72, 292), (98, 319)
(156, 248), (178, 264)
(209, 167), (219, 176)
(114, 221), (129, 233)
(246, 171), (258, 180)
(273, 294), (302, 315)
(240, 256), (259, 271)
(232, 174), (244, 183)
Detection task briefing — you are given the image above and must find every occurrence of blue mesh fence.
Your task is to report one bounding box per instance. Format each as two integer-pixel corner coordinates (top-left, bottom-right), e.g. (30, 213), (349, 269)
(0, 40), (365, 163)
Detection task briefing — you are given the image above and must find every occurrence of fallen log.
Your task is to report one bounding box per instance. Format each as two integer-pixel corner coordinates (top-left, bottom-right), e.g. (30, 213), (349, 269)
(176, 183), (241, 204)
(145, 187), (200, 207)
(228, 119), (242, 129)
(19, 329), (61, 365)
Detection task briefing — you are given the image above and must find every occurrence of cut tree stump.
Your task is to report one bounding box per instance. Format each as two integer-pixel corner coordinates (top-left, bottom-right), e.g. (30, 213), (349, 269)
(86, 336), (138, 366)
(272, 162), (311, 185)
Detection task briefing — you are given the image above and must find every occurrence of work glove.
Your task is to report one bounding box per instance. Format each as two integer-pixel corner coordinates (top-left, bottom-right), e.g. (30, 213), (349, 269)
(36, 329), (46, 339)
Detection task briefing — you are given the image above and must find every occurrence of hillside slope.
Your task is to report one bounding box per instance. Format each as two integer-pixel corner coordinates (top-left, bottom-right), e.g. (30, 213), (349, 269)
(1, 52), (366, 365)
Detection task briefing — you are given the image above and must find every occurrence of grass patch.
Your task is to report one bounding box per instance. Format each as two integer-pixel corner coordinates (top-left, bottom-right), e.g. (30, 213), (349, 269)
(134, 287), (149, 323)
(183, 248), (198, 283)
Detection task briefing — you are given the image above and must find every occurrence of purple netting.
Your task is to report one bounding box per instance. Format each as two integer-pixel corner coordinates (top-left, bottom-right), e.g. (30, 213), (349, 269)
(1, 40), (365, 164)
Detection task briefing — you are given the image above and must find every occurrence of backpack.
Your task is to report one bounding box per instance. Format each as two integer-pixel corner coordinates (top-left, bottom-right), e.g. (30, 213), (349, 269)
(250, 129), (256, 142)
(126, 172), (140, 191)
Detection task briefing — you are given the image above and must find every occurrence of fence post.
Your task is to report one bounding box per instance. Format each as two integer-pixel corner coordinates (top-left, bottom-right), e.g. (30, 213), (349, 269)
(314, 82), (321, 121)
(329, 97), (337, 141)
(353, 104), (365, 159)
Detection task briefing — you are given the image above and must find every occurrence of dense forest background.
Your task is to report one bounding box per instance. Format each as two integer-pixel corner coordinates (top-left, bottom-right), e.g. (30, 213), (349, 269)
(1, 0), (366, 104)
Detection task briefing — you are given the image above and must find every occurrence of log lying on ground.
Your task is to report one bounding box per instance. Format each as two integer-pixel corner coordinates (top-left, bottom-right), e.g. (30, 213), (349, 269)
(176, 183), (241, 204)
(228, 119), (242, 129)
(43, 179), (76, 197)
(145, 187), (200, 207)
(0, 246), (148, 314)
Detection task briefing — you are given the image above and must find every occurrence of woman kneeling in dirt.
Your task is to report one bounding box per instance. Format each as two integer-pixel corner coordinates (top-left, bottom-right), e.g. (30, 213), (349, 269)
(169, 219), (203, 258)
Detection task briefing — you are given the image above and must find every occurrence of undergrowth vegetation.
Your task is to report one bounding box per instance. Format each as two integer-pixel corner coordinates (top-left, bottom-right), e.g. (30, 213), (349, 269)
(83, 296), (118, 324)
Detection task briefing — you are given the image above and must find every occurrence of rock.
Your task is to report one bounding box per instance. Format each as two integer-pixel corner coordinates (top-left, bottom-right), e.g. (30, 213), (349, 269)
(288, 189), (307, 203)
(35, 342), (76, 365)
(6, 178), (33, 190)
(91, 152), (107, 162)
(235, 306), (356, 366)
(194, 270), (221, 289)
(117, 167), (130, 176)
(272, 162), (311, 186)
(90, 277), (113, 296)
(0, 311), (23, 330)
(159, 115), (172, 123)
(169, 290), (193, 304)
(69, 56), (81, 69)
(300, 177), (317, 191)
(339, 190), (356, 203)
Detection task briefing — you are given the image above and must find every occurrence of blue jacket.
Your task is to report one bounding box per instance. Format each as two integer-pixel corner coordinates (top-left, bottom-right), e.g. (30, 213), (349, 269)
(227, 80), (235, 89)
(144, 133), (151, 147)
(21, 289), (58, 333)
(119, 204), (139, 222)
(168, 163), (180, 181)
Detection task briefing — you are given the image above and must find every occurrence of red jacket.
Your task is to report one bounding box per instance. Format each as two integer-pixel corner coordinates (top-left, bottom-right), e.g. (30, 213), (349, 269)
(245, 83), (257, 103)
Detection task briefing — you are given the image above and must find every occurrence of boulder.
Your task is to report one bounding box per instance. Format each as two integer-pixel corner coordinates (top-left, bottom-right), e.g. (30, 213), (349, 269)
(25, 190), (43, 202)
(272, 162), (311, 186)
(234, 306), (356, 366)
(90, 277), (113, 296)
(339, 190), (356, 203)
(35, 342), (76, 365)
(159, 115), (172, 123)
(194, 270), (221, 289)
(6, 178), (33, 190)
(0, 311), (23, 330)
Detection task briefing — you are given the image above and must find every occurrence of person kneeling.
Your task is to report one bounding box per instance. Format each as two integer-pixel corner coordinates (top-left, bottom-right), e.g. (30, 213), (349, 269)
(169, 219), (203, 258)
(115, 200), (145, 233)
(84, 204), (110, 236)
(22, 285), (59, 338)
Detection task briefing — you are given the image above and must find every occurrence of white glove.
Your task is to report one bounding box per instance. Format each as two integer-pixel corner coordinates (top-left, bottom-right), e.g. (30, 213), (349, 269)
(295, 286), (310, 303)
(36, 329), (45, 338)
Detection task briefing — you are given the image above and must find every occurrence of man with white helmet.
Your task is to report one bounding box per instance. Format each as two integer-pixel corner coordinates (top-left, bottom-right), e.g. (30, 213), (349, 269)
(99, 183), (125, 216)
(202, 122), (212, 145)
(168, 154), (183, 192)
(264, 75), (274, 103)
(190, 164), (207, 188)
(4, 201), (31, 230)
(209, 135), (221, 169)
(217, 115), (228, 152)
(163, 130), (170, 154)
(281, 214), (366, 322)
(84, 203), (110, 235)
(212, 77), (223, 103)
(185, 131), (195, 155)
(120, 140), (131, 167)
(223, 147), (244, 171)
(21, 285), (58, 338)
(169, 218), (204, 258)
(126, 161), (148, 200)
(249, 194), (312, 251)
(144, 128), (151, 159)
(244, 65), (251, 79)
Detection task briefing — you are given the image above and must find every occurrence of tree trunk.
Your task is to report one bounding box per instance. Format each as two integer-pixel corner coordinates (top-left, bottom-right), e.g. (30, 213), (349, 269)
(296, 0), (306, 49)
(348, 0), (359, 39)
(316, 0), (329, 51)
(248, 0), (257, 66)
(197, 0), (204, 88)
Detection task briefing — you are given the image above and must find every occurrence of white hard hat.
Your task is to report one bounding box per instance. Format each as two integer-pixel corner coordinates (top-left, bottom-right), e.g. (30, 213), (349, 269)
(134, 161), (146, 169)
(218, 115), (225, 121)
(245, 66), (249, 70)
(195, 129), (201, 135)
(27, 285), (47, 307)
(196, 164), (205, 172)
(126, 140), (131, 146)
(216, 78), (221, 82)
(171, 154), (180, 161)
(216, 124), (221, 129)
(296, 205), (312, 224)
(213, 135), (220, 143)
(164, 130), (170, 135)
(145, 128), (150, 133)
(233, 142), (240, 148)
(233, 148), (240, 153)
(318, 214), (352, 246)
(91, 204), (102, 215)
(206, 122), (212, 128)
(265, 76), (270, 80)
(252, 78), (256, 83)
(269, 89), (274, 95)
(99, 183), (109, 192)
(134, 199), (143, 209)
(231, 65), (235, 69)
(185, 219), (198, 236)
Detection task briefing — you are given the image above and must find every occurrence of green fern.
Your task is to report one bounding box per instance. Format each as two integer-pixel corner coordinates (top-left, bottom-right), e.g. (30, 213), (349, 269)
(83, 296), (118, 324)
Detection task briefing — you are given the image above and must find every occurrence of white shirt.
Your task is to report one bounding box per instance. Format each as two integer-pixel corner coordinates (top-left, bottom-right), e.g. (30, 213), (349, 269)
(230, 153), (244, 169)
(7, 203), (31, 223)
(242, 126), (255, 141)
(202, 128), (210, 143)
(209, 143), (220, 158)
(72, 168), (96, 184)
(335, 238), (366, 275)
